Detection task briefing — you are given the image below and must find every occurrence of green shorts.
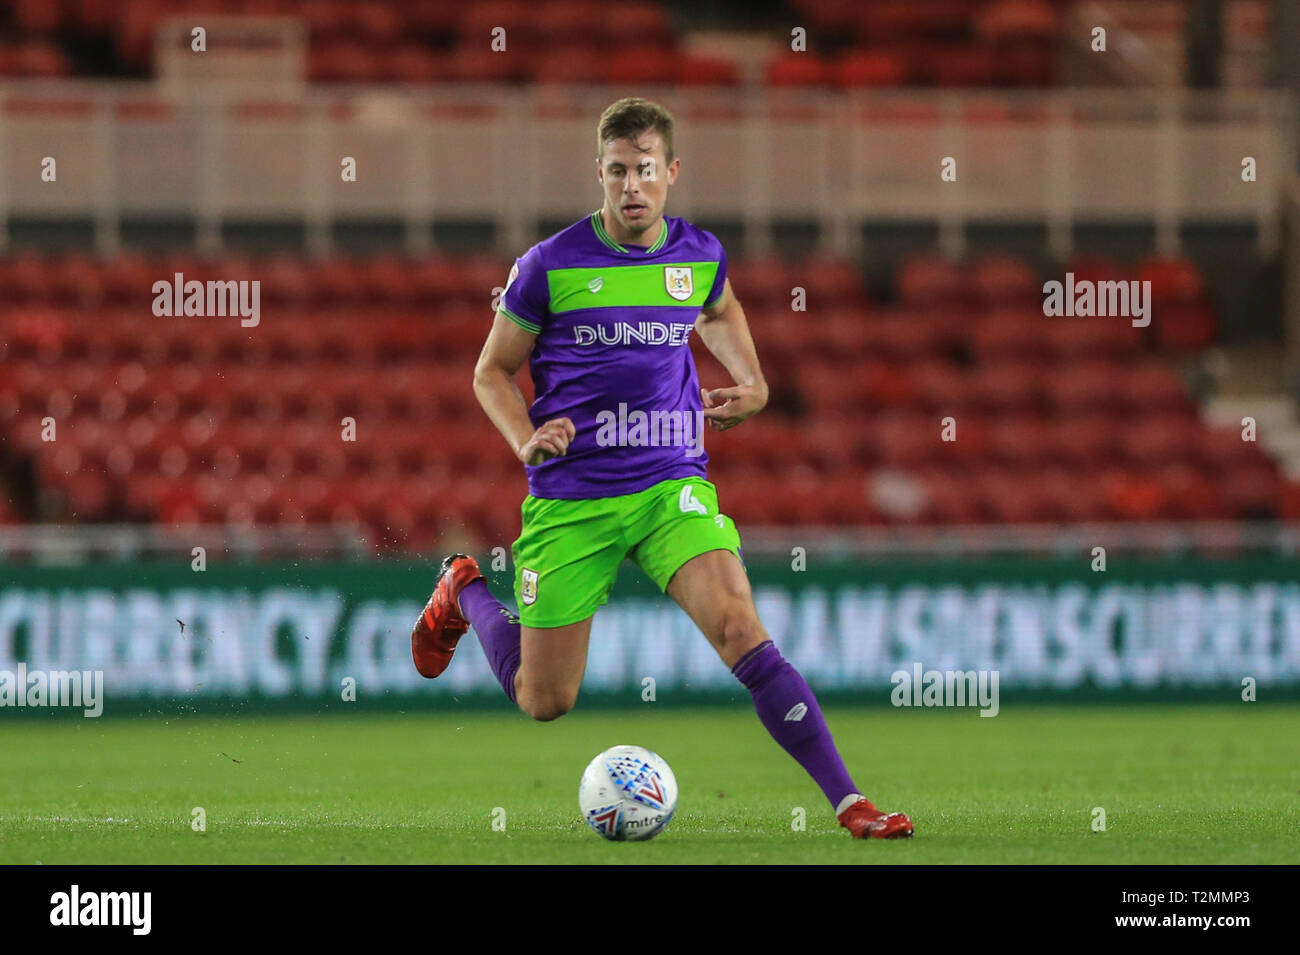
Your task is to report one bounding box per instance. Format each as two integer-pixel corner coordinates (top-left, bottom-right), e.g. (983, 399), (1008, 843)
(511, 477), (743, 629)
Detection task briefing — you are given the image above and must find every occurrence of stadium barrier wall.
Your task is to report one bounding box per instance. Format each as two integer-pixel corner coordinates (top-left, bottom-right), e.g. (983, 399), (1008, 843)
(0, 82), (1292, 259)
(0, 557), (1297, 714)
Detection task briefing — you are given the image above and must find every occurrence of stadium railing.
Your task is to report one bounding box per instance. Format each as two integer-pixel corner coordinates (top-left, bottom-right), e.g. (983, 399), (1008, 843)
(0, 81), (1291, 260)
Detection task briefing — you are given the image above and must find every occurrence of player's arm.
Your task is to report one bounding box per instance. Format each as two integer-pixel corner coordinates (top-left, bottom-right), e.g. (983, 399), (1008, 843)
(694, 278), (769, 431)
(473, 312), (574, 465)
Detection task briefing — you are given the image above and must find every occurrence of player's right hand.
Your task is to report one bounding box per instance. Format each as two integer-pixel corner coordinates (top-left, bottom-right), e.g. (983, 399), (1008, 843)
(518, 417), (575, 466)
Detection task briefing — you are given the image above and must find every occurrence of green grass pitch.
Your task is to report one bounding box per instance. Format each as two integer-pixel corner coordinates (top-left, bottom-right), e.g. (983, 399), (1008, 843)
(1, 703), (1297, 864)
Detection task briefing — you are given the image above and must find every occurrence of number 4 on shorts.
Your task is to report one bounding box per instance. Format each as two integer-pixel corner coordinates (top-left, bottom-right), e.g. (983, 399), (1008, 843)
(678, 485), (708, 515)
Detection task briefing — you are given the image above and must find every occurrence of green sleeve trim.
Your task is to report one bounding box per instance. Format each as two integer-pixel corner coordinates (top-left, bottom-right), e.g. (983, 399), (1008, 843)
(499, 306), (541, 334)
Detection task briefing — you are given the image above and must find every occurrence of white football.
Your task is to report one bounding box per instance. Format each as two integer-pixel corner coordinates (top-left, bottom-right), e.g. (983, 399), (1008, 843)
(578, 744), (678, 841)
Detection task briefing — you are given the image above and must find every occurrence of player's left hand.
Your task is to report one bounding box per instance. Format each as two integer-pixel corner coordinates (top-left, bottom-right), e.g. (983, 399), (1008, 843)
(701, 384), (767, 431)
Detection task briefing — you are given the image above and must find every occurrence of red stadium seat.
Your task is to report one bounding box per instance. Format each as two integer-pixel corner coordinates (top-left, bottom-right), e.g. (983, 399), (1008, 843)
(800, 257), (871, 306)
(728, 256), (797, 308)
(1054, 414), (1119, 470)
(301, 0), (354, 40)
(1118, 413), (1202, 470)
(457, 1), (537, 46)
(869, 310), (953, 361)
(678, 56), (740, 86)
(445, 46), (523, 83)
(970, 307), (1049, 361)
(911, 360), (976, 415)
(897, 255), (965, 307)
(874, 411), (941, 469)
(856, 1), (978, 41)
(790, 0), (861, 33)
(604, 48), (680, 86)
(987, 415), (1054, 468)
(1101, 468), (1167, 521)
(308, 40), (380, 83)
(766, 54), (834, 87)
(602, 3), (673, 46)
(0, 243), (1283, 547)
(969, 359), (1047, 414)
(976, 0), (1059, 43)
(381, 44), (448, 83)
(1159, 463), (1228, 520)
(798, 308), (858, 360)
(1153, 300), (1217, 352)
(1041, 315), (1145, 359)
(921, 46), (1000, 87)
(352, 2), (403, 45)
(532, 44), (609, 84)
(1045, 360), (1125, 415)
(917, 468), (981, 524)
(1036, 468), (1107, 523)
(1117, 362), (1192, 413)
(859, 356), (920, 408)
(1280, 482), (1300, 521)
(968, 254), (1040, 305)
(992, 40), (1055, 86)
(837, 50), (908, 88)
(1065, 255), (1133, 287)
(1138, 256), (1207, 304)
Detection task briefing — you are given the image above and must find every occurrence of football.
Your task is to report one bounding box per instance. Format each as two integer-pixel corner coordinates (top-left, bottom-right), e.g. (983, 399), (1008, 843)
(578, 744), (678, 841)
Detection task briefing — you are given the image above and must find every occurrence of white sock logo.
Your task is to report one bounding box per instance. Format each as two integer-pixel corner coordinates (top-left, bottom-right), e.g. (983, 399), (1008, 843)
(678, 486), (708, 515)
(784, 702), (808, 722)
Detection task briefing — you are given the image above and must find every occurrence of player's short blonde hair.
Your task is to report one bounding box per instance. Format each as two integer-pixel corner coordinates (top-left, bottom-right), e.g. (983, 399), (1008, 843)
(597, 98), (675, 162)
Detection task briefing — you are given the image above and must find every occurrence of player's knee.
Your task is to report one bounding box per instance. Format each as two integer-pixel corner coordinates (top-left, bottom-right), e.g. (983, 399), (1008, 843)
(719, 606), (765, 656)
(524, 700), (572, 722)
(520, 687), (578, 722)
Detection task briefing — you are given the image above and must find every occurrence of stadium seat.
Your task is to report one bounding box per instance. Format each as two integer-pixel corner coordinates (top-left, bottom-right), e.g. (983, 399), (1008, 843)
(968, 254), (1040, 305)
(837, 50), (909, 88)
(678, 56), (740, 86)
(766, 54), (835, 87)
(897, 255), (966, 307)
(0, 245), (1270, 545)
(919, 46), (1000, 87)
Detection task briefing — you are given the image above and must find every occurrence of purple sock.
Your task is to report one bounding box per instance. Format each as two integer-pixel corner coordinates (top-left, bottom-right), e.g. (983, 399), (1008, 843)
(459, 579), (521, 703)
(732, 640), (859, 811)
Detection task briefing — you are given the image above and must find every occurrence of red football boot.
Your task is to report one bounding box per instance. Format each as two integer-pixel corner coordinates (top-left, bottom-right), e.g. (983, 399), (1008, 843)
(411, 554), (484, 678)
(838, 797), (915, 839)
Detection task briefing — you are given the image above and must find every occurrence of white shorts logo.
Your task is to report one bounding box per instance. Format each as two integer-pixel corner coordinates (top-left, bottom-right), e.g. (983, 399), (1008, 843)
(678, 486), (708, 515)
(784, 702), (808, 722)
(520, 568), (539, 606)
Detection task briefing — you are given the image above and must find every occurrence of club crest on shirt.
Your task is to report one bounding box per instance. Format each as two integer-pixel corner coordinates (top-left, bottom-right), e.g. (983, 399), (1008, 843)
(520, 567), (539, 605)
(664, 266), (693, 301)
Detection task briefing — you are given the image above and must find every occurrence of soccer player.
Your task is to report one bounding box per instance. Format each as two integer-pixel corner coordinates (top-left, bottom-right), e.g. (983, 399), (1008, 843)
(411, 98), (912, 839)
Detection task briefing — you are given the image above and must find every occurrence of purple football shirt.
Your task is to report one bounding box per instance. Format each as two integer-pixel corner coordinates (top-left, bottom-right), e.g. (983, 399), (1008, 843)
(497, 211), (728, 499)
